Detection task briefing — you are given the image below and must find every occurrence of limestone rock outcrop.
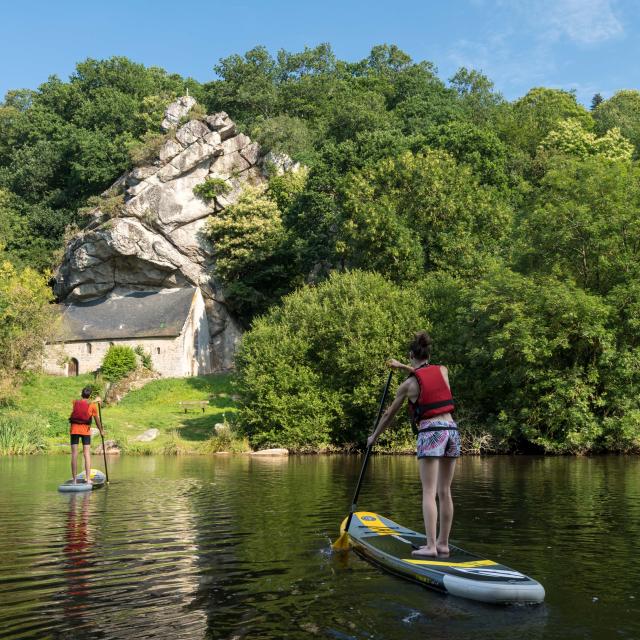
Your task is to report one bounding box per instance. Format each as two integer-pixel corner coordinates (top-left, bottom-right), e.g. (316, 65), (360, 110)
(54, 100), (278, 370)
(161, 95), (197, 131)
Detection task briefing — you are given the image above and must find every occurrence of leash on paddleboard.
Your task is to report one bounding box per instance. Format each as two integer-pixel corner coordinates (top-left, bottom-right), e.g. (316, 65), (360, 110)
(97, 402), (109, 484)
(332, 371), (393, 552)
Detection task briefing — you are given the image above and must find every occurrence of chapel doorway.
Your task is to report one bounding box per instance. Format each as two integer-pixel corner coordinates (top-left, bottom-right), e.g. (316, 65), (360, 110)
(68, 358), (79, 377)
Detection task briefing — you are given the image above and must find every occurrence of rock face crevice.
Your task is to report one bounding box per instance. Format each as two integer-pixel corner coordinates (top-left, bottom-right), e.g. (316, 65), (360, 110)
(54, 99), (286, 370)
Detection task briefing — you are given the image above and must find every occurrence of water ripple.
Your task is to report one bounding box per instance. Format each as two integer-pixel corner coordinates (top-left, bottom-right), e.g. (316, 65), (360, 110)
(0, 455), (638, 639)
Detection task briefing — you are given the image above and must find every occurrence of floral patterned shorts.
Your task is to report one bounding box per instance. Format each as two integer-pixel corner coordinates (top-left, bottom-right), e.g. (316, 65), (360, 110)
(416, 420), (460, 458)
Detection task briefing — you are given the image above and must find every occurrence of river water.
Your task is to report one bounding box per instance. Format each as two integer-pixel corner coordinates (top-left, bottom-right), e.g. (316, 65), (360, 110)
(0, 455), (638, 639)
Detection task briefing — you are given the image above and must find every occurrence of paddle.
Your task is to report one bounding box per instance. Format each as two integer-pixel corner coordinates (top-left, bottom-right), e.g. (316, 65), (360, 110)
(97, 401), (109, 484)
(332, 371), (393, 552)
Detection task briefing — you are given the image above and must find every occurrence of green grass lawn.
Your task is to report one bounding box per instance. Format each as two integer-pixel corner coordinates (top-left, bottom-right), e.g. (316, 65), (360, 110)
(3, 373), (246, 454)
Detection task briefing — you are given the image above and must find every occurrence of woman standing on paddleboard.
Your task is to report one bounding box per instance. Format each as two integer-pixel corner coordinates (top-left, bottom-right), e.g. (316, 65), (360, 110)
(367, 331), (459, 557)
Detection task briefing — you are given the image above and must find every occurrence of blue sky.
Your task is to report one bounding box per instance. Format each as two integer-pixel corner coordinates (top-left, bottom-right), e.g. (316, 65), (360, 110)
(1, 0), (638, 105)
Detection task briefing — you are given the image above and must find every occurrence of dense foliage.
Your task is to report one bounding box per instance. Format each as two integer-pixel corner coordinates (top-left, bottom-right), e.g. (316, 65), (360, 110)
(236, 271), (424, 450)
(239, 268), (638, 453)
(205, 175), (306, 319)
(0, 259), (54, 404)
(3, 44), (640, 452)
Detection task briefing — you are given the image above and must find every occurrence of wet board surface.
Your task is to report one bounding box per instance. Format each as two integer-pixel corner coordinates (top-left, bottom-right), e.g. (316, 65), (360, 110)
(58, 469), (106, 493)
(346, 511), (545, 605)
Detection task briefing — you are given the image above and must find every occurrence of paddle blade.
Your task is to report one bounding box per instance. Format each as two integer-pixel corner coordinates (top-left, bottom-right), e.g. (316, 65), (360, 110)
(332, 517), (351, 552)
(332, 531), (351, 551)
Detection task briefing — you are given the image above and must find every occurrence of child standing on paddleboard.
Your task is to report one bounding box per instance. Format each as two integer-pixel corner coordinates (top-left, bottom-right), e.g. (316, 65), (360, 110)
(69, 387), (104, 485)
(367, 331), (459, 557)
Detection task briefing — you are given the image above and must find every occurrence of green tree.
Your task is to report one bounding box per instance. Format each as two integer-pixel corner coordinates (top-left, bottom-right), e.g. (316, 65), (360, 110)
(445, 267), (613, 453)
(267, 166), (309, 211)
(206, 185), (298, 320)
(498, 87), (593, 156)
(276, 43), (337, 80)
(590, 93), (604, 111)
(593, 90), (640, 156)
(0, 259), (54, 403)
(423, 120), (511, 189)
(600, 281), (640, 450)
(207, 46), (279, 123)
(516, 156), (640, 295)
(0, 57), (200, 270)
(339, 150), (513, 280)
(449, 67), (503, 125)
(538, 118), (633, 161)
(250, 114), (315, 163)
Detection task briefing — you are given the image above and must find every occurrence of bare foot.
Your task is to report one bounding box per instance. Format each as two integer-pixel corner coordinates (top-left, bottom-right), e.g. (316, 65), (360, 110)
(411, 545), (437, 557)
(436, 543), (450, 556)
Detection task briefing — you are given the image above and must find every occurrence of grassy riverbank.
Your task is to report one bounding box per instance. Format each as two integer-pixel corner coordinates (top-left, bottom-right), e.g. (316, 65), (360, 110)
(0, 373), (248, 455)
(1, 373), (485, 456)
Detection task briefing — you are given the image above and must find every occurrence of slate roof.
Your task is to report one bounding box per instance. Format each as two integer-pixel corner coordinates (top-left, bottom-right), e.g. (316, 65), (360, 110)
(51, 288), (197, 342)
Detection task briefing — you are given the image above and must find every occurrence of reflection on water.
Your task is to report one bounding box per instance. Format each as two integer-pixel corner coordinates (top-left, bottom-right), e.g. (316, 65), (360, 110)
(63, 493), (92, 628)
(0, 455), (638, 639)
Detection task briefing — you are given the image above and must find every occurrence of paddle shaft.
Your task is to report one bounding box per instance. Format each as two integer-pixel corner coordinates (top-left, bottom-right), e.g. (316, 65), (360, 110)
(97, 403), (109, 483)
(343, 371), (393, 535)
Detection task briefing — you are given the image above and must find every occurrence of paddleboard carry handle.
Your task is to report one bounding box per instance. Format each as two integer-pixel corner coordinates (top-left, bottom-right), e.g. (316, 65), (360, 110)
(343, 371), (393, 535)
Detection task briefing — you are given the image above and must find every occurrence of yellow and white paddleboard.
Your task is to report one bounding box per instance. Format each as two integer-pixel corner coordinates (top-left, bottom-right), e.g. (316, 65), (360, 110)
(343, 511), (545, 604)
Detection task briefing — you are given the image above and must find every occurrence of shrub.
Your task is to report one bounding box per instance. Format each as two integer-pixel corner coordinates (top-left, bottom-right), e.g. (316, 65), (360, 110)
(80, 193), (126, 218)
(128, 131), (169, 166)
(134, 345), (153, 370)
(428, 267), (615, 453)
(236, 266), (626, 454)
(200, 422), (250, 453)
(193, 178), (231, 201)
(101, 345), (137, 382)
(178, 103), (206, 124)
(161, 430), (190, 455)
(119, 440), (153, 455)
(236, 271), (424, 450)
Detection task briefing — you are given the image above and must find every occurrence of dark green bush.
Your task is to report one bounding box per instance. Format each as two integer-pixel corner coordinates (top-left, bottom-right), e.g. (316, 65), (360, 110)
(442, 268), (614, 453)
(101, 346), (137, 382)
(236, 267), (639, 454)
(236, 271), (424, 450)
(193, 178), (231, 201)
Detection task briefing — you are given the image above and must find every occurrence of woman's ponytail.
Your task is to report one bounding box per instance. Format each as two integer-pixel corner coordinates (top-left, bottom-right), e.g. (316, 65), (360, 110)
(409, 331), (432, 361)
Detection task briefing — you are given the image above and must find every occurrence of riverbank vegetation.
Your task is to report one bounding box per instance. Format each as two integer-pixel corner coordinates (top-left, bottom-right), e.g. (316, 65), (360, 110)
(0, 373), (246, 455)
(2, 45), (640, 453)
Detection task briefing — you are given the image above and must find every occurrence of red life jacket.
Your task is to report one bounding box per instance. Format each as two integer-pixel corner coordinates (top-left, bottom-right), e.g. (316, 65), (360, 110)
(408, 364), (455, 424)
(69, 399), (93, 425)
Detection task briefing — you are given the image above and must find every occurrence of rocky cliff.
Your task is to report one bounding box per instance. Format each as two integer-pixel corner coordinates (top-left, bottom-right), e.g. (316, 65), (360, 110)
(54, 97), (292, 370)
